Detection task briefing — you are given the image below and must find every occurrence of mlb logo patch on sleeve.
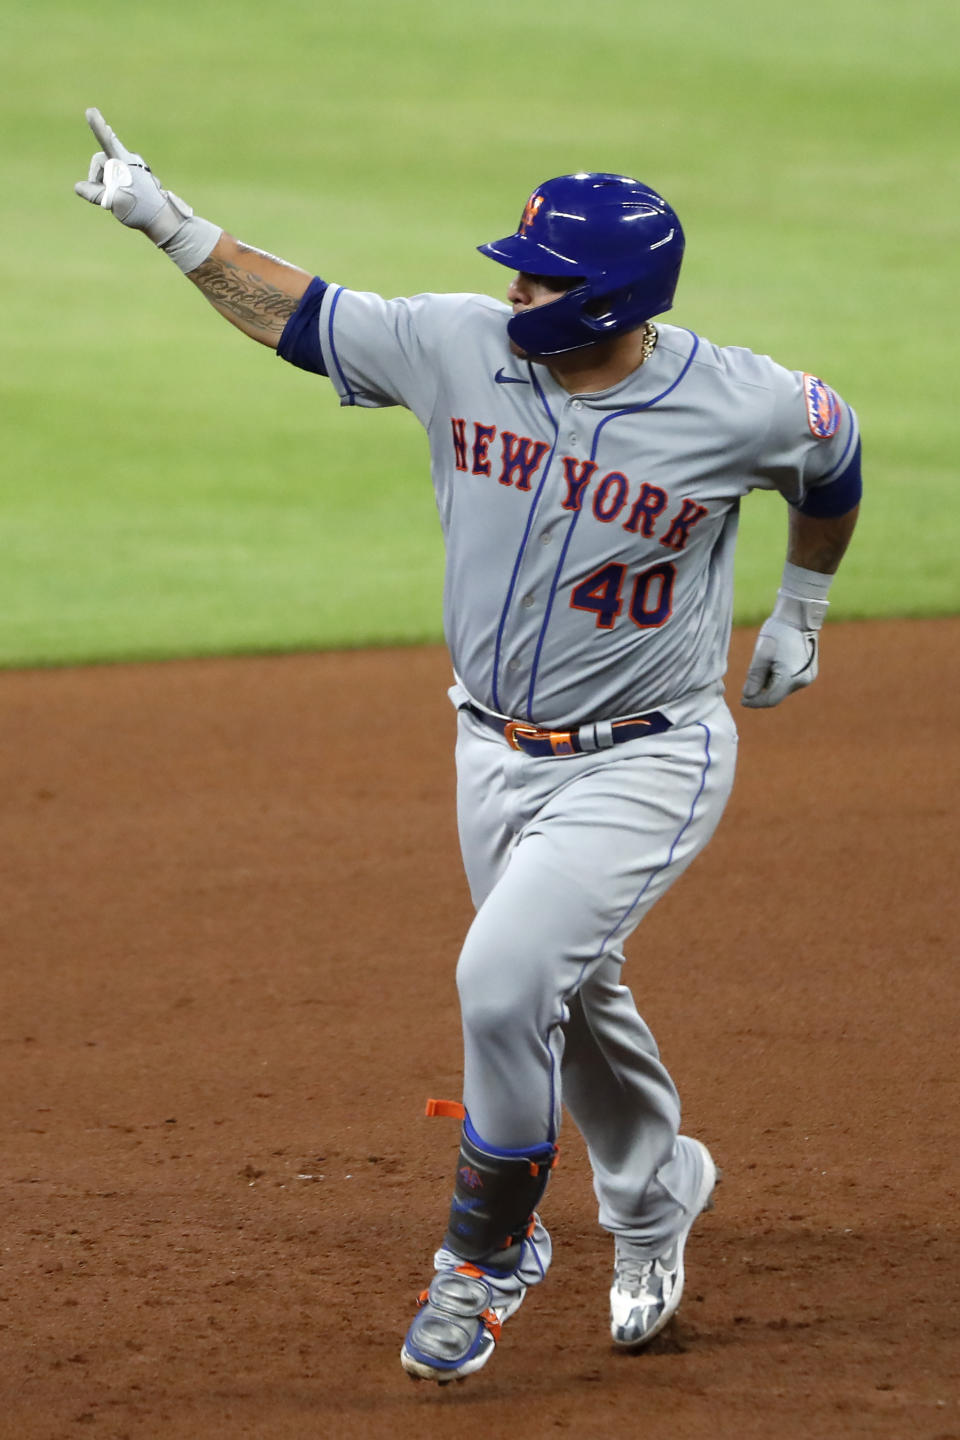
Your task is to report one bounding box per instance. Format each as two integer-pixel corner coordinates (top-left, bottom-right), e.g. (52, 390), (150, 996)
(803, 373), (842, 439)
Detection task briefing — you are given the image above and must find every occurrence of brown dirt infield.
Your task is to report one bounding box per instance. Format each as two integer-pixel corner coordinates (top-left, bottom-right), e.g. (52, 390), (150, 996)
(1, 618), (958, 1440)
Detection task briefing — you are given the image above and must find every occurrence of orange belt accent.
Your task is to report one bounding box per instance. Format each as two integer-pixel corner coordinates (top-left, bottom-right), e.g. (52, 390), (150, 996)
(466, 702), (671, 757)
(425, 1098), (467, 1119)
(503, 719), (575, 753)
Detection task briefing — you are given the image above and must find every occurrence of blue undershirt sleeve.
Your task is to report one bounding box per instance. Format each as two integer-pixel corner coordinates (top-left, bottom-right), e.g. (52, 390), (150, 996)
(276, 276), (329, 375)
(796, 438), (862, 517)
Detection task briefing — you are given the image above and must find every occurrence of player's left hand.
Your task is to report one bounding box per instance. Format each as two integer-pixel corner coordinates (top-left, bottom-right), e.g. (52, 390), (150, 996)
(741, 617), (819, 708)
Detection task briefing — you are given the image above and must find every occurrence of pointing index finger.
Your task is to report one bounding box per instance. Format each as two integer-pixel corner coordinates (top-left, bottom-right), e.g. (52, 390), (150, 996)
(85, 106), (129, 161)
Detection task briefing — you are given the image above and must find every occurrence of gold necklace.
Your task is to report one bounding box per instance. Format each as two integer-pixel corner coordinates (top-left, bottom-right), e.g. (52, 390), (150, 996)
(641, 322), (658, 364)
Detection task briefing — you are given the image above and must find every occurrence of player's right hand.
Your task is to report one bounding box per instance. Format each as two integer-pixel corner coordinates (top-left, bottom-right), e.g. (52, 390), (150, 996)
(75, 108), (163, 223)
(74, 108), (188, 244)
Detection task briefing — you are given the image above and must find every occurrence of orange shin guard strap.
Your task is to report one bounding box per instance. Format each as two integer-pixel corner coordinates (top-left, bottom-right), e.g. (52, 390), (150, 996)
(425, 1098), (467, 1119)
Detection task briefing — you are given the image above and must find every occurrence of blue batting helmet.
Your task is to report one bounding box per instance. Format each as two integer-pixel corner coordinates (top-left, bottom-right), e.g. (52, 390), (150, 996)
(478, 172), (684, 356)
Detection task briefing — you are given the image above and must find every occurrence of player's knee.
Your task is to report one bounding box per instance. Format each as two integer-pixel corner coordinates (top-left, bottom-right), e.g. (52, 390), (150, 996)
(458, 987), (521, 1046)
(456, 939), (544, 1039)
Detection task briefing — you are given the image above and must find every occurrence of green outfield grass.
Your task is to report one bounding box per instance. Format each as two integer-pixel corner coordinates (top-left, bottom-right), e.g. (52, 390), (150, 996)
(2, 0), (958, 666)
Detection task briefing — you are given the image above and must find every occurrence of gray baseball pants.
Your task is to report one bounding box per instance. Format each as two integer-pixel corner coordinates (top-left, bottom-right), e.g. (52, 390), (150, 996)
(452, 692), (737, 1247)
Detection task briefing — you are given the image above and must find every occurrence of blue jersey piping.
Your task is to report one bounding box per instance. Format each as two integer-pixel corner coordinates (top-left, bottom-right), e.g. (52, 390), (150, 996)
(797, 438), (862, 516)
(543, 715), (713, 1143)
(526, 330), (701, 715)
(490, 364), (559, 714)
(326, 286), (356, 406)
(602, 718), (712, 952)
(816, 402), (857, 482)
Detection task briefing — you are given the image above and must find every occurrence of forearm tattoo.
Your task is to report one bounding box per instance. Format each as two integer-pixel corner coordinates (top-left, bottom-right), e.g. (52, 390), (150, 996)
(188, 249), (300, 337)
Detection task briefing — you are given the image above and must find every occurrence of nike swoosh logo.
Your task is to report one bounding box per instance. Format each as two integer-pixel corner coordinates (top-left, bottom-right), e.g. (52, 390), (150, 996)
(494, 368), (530, 385)
(793, 637), (818, 678)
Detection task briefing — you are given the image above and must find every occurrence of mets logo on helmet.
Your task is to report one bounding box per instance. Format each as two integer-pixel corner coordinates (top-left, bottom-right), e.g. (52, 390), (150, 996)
(803, 374), (842, 439)
(520, 193), (545, 234)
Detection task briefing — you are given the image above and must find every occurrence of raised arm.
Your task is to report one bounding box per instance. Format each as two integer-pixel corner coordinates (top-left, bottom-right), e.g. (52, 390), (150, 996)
(74, 108), (310, 348)
(186, 235), (310, 347)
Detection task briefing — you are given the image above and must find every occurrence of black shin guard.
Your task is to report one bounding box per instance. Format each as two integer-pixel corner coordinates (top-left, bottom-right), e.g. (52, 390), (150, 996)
(443, 1127), (557, 1273)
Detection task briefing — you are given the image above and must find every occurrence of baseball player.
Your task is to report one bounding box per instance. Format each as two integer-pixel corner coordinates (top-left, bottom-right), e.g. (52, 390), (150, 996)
(76, 111), (861, 1384)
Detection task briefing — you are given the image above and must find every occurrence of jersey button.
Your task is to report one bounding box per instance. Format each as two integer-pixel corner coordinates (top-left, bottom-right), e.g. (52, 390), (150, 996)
(521, 593), (535, 608)
(507, 658), (521, 672)
(571, 399), (583, 410)
(539, 530), (553, 545)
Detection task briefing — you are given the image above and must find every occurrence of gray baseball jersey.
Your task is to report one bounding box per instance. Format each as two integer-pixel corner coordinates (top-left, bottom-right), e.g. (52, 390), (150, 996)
(298, 287), (859, 729)
(279, 279), (857, 1281)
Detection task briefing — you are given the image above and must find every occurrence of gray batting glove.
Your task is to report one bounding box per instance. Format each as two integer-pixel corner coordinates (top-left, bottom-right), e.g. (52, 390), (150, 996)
(741, 591), (826, 708)
(74, 108), (221, 273)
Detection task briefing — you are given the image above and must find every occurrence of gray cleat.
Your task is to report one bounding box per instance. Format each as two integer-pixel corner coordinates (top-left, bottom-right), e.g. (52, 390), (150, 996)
(610, 1138), (719, 1350)
(400, 1267), (525, 1383)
